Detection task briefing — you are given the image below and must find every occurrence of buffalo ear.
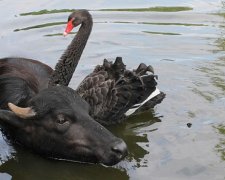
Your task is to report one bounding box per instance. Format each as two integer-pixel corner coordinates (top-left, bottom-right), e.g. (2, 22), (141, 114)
(0, 109), (25, 128)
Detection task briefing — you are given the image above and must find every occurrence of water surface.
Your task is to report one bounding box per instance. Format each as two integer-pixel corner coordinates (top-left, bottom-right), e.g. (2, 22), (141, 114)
(0, 0), (225, 179)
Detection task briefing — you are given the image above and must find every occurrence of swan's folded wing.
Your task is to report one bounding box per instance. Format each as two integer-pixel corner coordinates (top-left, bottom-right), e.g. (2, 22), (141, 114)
(76, 71), (125, 124)
(76, 73), (159, 125)
(76, 58), (165, 125)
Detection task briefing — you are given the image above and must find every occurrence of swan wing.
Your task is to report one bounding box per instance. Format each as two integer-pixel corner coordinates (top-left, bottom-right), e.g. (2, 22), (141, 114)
(76, 58), (165, 125)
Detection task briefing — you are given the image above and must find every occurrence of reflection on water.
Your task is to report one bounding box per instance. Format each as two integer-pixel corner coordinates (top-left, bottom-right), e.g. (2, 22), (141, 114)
(195, 22), (225, 162)
(214, 124), (225, 161)
(191, 10), (225, 164)
(194, 24), (225, 102)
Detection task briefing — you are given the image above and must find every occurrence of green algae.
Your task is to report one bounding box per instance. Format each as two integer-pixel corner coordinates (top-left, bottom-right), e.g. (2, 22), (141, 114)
(14, 22), (66, 32)
(140, 22), (206, 26)
(143, 31), (181, 35)
(107, 22), (206, 26)
(19, 6), (193, 17)
(99, 6), (193, 12)
(44, 32), (76, 37)
(113, 21), (133, 24)
(20, 9), (76, 16)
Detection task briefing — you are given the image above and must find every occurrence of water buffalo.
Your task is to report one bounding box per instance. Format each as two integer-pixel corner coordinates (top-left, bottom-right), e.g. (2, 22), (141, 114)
(0, 58), (127, 166)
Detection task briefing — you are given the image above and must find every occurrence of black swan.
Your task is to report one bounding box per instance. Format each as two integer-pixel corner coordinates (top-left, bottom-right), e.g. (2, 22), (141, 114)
(48, 9), (165, 125)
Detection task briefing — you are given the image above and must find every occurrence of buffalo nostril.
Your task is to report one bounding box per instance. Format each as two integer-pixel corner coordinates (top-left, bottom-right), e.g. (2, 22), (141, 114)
(111, 140), (128, 159)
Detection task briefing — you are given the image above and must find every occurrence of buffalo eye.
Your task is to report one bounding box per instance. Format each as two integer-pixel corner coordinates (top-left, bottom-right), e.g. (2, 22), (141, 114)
(56, 114), (68, 124)
(55, 114), (70, 133)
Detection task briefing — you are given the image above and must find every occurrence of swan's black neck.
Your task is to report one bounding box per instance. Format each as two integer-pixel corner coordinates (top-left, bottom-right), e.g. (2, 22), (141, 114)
(49, 12), (93, 86)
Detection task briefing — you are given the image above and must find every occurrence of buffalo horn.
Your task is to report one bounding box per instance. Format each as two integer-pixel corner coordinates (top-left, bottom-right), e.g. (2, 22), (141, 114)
(8, 103), (36, 119)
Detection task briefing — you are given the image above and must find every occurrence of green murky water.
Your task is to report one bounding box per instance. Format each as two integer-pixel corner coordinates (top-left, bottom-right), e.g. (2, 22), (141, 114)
(0, 0), (225, 179)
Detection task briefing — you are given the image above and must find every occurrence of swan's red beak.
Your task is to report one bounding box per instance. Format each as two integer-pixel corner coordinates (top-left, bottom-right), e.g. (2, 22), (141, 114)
(63, 19), (74, 36)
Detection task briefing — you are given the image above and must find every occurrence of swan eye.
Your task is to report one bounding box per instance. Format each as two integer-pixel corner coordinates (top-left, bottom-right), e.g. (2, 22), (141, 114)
(68, 16), (75, 23)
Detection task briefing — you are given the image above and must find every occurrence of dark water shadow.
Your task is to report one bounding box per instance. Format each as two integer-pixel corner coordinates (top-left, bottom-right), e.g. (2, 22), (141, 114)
(108, 110), (161, 167)
(0, 146), (129, 180)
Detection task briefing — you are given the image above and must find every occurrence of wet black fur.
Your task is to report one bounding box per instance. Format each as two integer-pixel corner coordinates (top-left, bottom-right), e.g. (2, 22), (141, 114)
(0, 58), (51, 108)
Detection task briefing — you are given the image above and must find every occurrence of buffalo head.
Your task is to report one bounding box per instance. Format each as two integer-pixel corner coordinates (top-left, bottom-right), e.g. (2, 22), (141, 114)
(0, 86), (127, 166)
